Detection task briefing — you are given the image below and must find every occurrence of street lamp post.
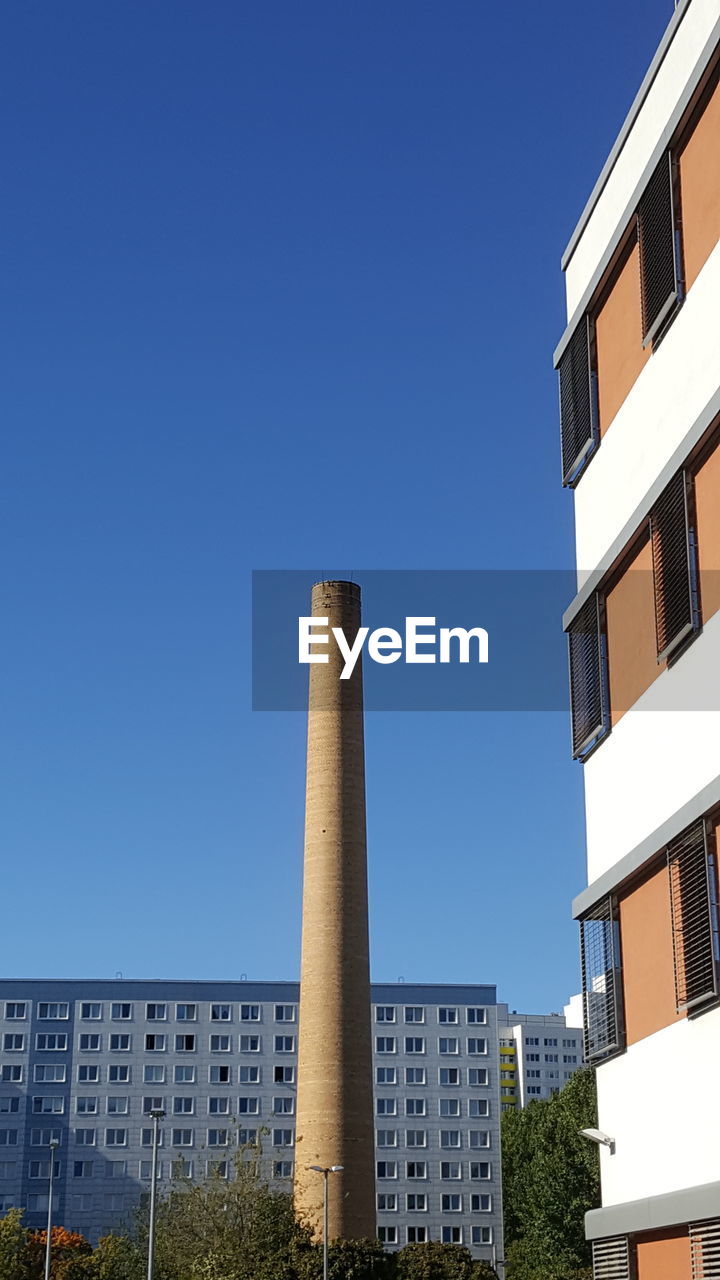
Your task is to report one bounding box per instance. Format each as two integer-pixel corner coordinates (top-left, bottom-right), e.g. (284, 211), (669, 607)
(43, 1139), (59, 1280)
(147, 1109), (166, 1280)
(308, 1165), (343, 1280)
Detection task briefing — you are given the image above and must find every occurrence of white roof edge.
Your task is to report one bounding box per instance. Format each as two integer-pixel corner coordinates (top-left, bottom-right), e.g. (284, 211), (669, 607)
(560, 0), (694, 273)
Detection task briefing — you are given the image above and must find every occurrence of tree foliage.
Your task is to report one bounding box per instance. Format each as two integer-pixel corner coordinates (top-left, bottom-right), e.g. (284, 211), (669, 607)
(0, 1208), (26, 1280)
(501, 1067), (599, 1280)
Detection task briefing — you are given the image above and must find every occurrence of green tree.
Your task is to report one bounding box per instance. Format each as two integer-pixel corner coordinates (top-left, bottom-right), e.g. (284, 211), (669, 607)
(87, 1233), (144, 1280)
(395, 1241), (497, 1279)
(502, 1067), (599, 1280)
(0, 1209), (27, 1280)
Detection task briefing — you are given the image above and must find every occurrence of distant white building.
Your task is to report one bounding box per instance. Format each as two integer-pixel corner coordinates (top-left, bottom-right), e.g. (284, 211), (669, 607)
(496, 1004), (584, 1111)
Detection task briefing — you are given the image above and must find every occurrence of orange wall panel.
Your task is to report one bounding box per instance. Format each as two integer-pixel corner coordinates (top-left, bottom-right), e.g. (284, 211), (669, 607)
(618, 863), (683, 1047)
(605, 537), (662, 725)
(595, 241), (650, 436)
(694, 438), (720, 624)
(636, 1229), (691, 1280)
(679, 75), (720, 290)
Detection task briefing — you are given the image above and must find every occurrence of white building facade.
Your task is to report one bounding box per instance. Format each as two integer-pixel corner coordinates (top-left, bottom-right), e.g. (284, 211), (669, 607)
(556, 1), (720, 1275)
(496, 1009), (584, 1111)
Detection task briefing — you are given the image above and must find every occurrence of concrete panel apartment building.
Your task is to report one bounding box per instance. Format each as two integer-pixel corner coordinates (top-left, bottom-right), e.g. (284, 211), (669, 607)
(0, 980), (504, 1266)
(557, 0), (720, 1274)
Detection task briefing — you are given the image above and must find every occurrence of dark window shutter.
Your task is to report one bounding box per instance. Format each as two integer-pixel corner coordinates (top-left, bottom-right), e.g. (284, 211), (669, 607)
(650, 470), (698, 661)
(568, 595), (608, 759)
(638, 151), (682, 346)
(668, 821), (720, 1012)
(592, 1238), (632, 1280)
(690, 1218), (720, 1279)
(580, 897), (624, 1062)
(559, 316), (598, 486)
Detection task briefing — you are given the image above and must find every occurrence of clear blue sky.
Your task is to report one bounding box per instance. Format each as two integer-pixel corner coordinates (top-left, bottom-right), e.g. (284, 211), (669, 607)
(2, 0), (672, 1011)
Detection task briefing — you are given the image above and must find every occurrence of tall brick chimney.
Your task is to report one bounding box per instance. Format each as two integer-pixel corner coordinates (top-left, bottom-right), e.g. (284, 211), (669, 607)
(293, 579), (376, 1241)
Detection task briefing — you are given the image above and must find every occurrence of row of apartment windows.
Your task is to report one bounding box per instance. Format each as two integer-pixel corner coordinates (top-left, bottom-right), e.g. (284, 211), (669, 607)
(0, 1127), (295, 1147)
(378, 1226), (493, 1247)
(523, 1036), (578, 1048)
(568, 425), (720, 758)
(0, 1033), (296, 1053)
(558, 61), (720, 486)
(375, 1007), (487, 1025)
(0, 1003), (298, 1023)
(580, 814), (719, 1061)
(377, 1192), (492, 1212)
(0, 1063), (491, 1087)
(377, 1099), (490, 1116)
(377, 1161), (492, 1180)
(375, 1037), (487, 1055)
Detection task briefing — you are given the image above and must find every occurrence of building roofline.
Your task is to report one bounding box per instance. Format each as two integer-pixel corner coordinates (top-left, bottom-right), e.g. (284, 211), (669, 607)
(561, 0), (693, 273)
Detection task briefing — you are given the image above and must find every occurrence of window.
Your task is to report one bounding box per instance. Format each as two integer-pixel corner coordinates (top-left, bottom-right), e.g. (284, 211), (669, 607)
(145, 1034), (166, 1052)
(73, 1161), (93, 1178)
(105, 1129), (127, 1146)
(172, 1158), (193, 1178)
(106, 1097), (128, 1115)
(1, 1067), (22, 1083)
(470, 1162), (491, 1180)
(272, 1130), (293, 1147)
(406, 1161), (426, 1179)
(35, 1065), (68, 1082)
(377, 1192), (398, 1211)
(176, 1004), (196, 1021)
(405, 1067), (425, 1085)
(468, 1068), (488, 1086)
(240, 1036), (260, 1053)
(545, 1054), (558, 1064)
(239, 1097), (260, 1115)
(442, 1227), (462, 1245)
(274, 1035), (295, 1053)
(173, 1097), (194, 1115)
(376, 1037), (396, 1054)
(405, 1098), (426, 1116)
(471, 1193), (492, 1212)
(146, 1003), (166, 1020)
(109, 1034), (131, 1052)
(406, 1193), (427, 1211)
(172, 1130), (193, 1147)
(568, 594), (609, 759)
(377, 1067), (397, 1085)
(0, 1162), (17, 1179)
(273, 1066), (292, 1084)
(638, 150), (683, 346)
(75, 1129), (95, 1146)
(211, 1005), (232, 1021)
(467, 1038), (487, 1055)
(438, 1008), (458, 1024)
(0, 1132), (18, 1147)
(207, 1129), (229, 1147)
(209, 1096), (230, 1115)
(30, 1159), (61, 1179)
(442, 1193), (462, 1212)
(141, 1128), (164, 1147)
(528, 1086), (542, 1095)
(76, 1098), (97, 1115)
(5, 1003), (26, 1020)
(211, 1035), (231, 1053)
(440, 1130), (461, 1148)
(377, 1129), (397, 1147)
(563, 1038), (578, 1048)
(438, 1038), (458, 1054)
(525, 1036), (539, 1046)
(210, 1065), (231, 1084)
(558, 314), (598, 486)
(107, 1161), (127, 1178)
(3, 1035), (24, 1052)
(544, 1038), (558, 1047)
(377, 1226), (397, 1245)
(439, 1068), (459, 1086)
(440, 1098), (460, 1117)
(405, 1130), (426, 1147)
(79, 1034), (101, 1052)
(377, 1162), (397, 1179)
(111, 1003), (132, 1021)
(563, 1055), (578, 1065)
(376, 1006), (396, 1023)
(240, 1005), (260, 1022)
(404, 1007), (424, 1023)
(467, 1008), (487, 1024)
(33, 1097), (64, 1114)
(0, 1099), (19, 1114)
(275, 1005), (296, 1022)
(174, 1065), (195, 1084)
(580, 894), (625, 1061)
(469, 1099), (489, 1117)
(238, 1129), (258, 1146)
(175, 1035), (195, 1052)
(407, 1227), (427, 1243)
(377, 1098), (397, 1116)
(440, 1161), (461, 1179)
(469, 1131), (490, 1149)
(668, 819), (720, 1010)
(274, 1161), (293, 1178)
(471, 1227), (492, 1246)
(144, 1065), (165, 1083)
(38, 1004), (69, 1020)
(404, 1037), (424, 1054)
(143, 1096), (165, 1114)
(527, 1053), (540, 1062)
